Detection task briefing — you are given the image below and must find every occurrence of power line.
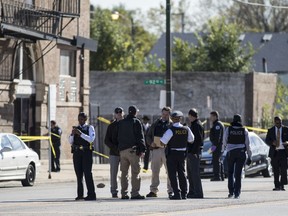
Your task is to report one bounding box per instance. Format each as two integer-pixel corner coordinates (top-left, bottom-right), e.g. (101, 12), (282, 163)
(233, 0), (288, 9)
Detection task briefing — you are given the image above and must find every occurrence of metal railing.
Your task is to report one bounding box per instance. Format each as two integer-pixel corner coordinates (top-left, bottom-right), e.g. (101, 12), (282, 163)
(0, 0), (61, 35)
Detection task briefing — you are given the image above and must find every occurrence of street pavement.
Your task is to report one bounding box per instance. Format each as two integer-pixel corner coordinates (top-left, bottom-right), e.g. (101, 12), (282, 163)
(1, 160), (288, 216)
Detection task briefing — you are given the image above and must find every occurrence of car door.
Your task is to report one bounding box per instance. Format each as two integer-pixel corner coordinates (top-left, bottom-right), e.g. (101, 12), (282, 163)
(7, 134), (29, 177)
(0, 135), (18, 179)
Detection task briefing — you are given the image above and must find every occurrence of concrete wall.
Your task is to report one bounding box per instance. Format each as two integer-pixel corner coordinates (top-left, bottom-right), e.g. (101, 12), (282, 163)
(90, 71), (277, 126)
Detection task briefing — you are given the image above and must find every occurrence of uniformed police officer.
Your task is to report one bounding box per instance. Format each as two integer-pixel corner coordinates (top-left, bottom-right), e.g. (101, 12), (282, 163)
(209, 111), (225, 181)
(223, 114), (252, 199)
(161, 111), (194, 200)
(69, 112), (96, 201)
(50, 120), (62, 172)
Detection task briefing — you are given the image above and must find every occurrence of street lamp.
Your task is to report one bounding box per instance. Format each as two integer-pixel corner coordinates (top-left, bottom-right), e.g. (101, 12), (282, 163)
(166, 0), (172, 107)
(111, 11), (135, 71)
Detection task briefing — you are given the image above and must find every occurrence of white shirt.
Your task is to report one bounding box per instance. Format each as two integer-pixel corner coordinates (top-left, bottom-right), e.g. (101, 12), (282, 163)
(160, 122), (194, 151)
(68, 124), (96, 145)
(275, 126), (285, 150)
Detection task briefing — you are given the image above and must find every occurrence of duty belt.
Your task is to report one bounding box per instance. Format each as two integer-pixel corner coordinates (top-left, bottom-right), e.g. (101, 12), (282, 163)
(73, 144), (92, 151)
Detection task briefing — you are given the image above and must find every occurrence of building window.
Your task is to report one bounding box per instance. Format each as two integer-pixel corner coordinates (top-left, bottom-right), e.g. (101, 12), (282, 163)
(60, 49), (76, 77)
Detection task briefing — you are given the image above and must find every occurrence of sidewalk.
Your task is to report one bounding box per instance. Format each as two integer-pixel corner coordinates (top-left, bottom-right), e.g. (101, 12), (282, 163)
(36, 160), (167, 185)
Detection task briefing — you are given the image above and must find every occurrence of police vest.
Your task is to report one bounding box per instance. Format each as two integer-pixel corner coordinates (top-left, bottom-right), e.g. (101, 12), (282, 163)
(73, 125), (91, 147)
(227, 126), (245, 144)
(51, 126), (61, 145)
(167, 126), (188, 149)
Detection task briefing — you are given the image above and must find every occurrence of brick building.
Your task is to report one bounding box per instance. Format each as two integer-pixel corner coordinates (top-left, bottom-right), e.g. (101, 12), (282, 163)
(0, 0), (96, 159)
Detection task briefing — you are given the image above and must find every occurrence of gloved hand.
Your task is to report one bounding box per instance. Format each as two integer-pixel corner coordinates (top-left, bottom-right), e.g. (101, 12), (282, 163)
(246, 158), (252, 166)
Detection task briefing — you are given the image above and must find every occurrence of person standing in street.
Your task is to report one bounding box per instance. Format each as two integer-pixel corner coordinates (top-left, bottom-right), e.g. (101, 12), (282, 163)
(209, 111), (225, 181)
(116, 105), (146, 199)
(161, 111), (194, 200)
(69, 112), (96, 201)
(223, 114), (252, 199)
(146, 107), (173, 198)
(266, 116), (288, 191)
(50, 120), (62, 172)
(142, 115), (151, 172)
(186, 108), (204, 199)
(104, 107), (124, 198)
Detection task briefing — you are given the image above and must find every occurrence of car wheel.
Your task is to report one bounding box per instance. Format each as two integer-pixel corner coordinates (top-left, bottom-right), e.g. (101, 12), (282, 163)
(262, 161), (273, 178)
(21, 164), (35, 187)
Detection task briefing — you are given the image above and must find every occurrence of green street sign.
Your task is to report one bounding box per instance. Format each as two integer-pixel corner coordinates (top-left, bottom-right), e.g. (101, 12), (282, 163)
(144, 79), (166, 85)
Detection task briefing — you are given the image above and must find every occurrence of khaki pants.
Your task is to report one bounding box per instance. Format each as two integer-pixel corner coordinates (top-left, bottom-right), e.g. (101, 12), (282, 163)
(120, 148), (141, 197)
(150, 148), (173, 194)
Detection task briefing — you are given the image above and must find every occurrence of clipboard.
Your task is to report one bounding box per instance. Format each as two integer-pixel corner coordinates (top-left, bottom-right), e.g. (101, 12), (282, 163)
(153, 136), (164, 148)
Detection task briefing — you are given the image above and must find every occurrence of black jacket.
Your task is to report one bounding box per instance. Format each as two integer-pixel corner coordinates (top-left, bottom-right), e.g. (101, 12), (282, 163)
(209, 119), (224, 150)
(116, 114), (146, 153)
(104, 120), (120, 156)
(266, 125), (288, 158)
(188, 119), (204, 154)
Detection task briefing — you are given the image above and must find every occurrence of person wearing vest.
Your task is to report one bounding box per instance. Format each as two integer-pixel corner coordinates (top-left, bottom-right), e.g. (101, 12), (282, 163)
(223, 114), (252, 199)
(186, 108), (204, 199)
(116, 105), (146, 200)
(104, 107), (124, 198)
(265, 116), (288, 191)
(142, 115), (151, 172)
(209, 110), (225, 181)
(161, 111), (194, 200)
(50, 120), (62, 172)
(146, 107), (173, 198)
(69, 112), (96, 201)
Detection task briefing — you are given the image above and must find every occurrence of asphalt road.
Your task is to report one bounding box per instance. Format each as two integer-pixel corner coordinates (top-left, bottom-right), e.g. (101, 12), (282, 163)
(0, 177), (288, 216)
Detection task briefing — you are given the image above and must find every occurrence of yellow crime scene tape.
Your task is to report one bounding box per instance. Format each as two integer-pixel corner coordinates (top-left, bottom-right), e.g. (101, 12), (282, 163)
(19, 135), (56, 158)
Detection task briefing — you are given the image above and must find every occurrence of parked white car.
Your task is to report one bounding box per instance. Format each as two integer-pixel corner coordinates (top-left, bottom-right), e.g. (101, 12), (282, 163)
(0, 133), (40, 186)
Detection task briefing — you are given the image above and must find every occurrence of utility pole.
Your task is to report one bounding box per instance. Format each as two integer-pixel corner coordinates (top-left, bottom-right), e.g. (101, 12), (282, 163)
(166, 0), (172, 107)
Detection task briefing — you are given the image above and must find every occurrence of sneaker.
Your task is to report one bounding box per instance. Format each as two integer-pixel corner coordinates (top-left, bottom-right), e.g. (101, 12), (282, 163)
(121, 195), (130, 199)
(168, 192), (173, 199)
(131, 195), (145, 199)
(273, 187), (280, 191)
(146, 192), (157, 197)
(75, 196), (84, 201)
(181, 194), (187, 200)
(227, 194), (233, 198)
(280, 186), (286, 191)
(142, 169), (148, 173)
(234, 195), (240, 199)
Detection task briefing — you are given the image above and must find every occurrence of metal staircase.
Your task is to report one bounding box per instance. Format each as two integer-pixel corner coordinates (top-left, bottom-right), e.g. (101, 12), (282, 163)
(0, 0), (80, 41)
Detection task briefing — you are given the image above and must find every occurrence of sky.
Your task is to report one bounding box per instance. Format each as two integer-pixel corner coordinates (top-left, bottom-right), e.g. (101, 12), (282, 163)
(90, 0), (199, 12)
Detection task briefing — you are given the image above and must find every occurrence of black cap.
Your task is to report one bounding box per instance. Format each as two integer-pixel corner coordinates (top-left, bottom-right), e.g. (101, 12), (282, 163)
(142, 115), (150, 121)
(114, 107), (123, 113)
(233, 114), (242, 123)
(188, 108), (198, 118)
(128, 105), (139, 115)
(171, 110), (183, 118)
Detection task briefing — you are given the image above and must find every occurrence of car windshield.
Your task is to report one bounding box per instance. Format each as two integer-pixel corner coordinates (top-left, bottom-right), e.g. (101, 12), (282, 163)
(203, 139), (212, 152)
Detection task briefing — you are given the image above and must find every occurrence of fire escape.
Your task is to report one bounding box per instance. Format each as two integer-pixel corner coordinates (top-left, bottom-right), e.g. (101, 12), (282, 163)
(0, 0), (96, 48)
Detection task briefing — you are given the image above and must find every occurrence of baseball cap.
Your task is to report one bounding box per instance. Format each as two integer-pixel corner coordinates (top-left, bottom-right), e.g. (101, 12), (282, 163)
(171, 110), (183, 118)
(114, 107), (123, 113)
(128, 105), (139, 115)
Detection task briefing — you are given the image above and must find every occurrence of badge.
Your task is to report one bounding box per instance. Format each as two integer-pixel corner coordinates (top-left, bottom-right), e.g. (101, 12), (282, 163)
(215, 125), (220, 130)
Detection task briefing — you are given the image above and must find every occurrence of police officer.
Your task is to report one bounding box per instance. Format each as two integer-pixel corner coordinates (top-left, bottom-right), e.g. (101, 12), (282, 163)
(223, 114), (252, 199)
(69, 112), (96, 201)
(116, 105), (146, 199)
(146, 107), (173, 198)
(50, 120), (62, 172)
(161, 111), (194, 200)
(186, 108), (204, 199)
(104, 107), (124, 198)
(209, 111), (225, 181)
